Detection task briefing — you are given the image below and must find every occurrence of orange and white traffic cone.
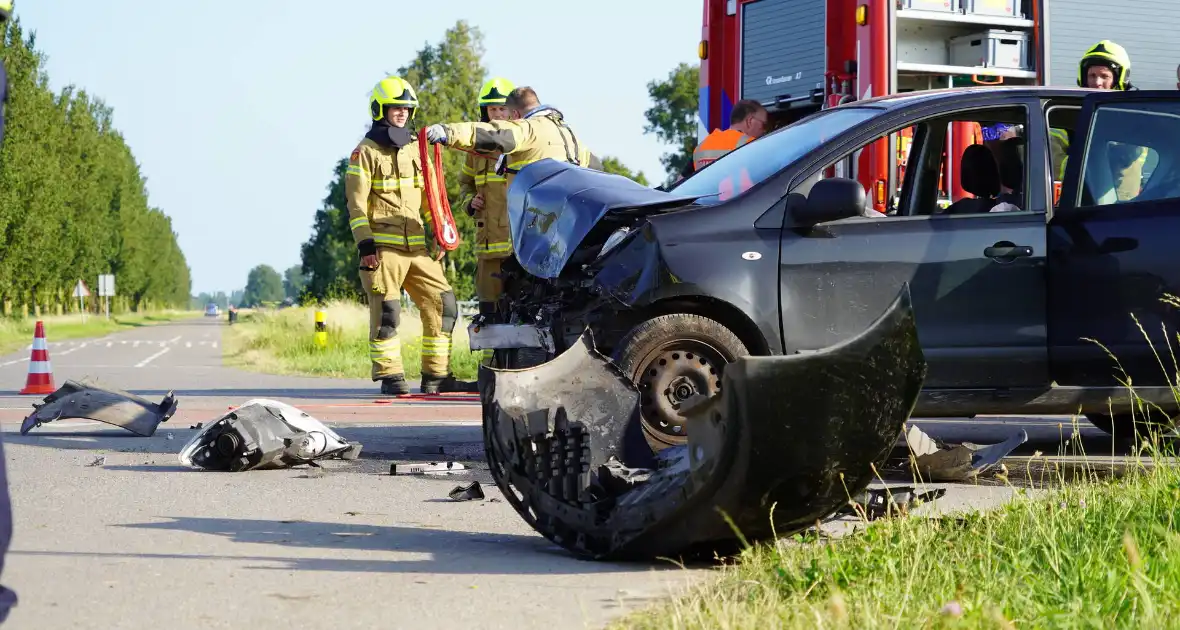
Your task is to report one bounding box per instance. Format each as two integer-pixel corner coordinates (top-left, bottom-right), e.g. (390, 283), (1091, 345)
(19, 321), (55, 395)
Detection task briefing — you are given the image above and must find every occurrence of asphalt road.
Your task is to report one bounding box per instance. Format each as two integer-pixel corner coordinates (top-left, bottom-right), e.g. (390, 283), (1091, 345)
(0, 317), (1153, 629)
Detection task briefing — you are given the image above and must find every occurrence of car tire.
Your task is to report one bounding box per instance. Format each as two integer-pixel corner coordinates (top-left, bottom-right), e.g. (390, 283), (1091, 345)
(612, 313), (749, 454)
(1085, 410), (1174, 442)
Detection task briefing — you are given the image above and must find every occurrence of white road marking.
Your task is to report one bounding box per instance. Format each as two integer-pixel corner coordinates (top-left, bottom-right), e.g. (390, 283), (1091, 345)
(0, 358), (28, 367)
(211, 342), (218, 349)
(133, 341), (140, 348)
(135, 347), (170, 368)
(168, 335), (181, 343)
(106, 342), (113, 348)
(185, 342), (192, 348)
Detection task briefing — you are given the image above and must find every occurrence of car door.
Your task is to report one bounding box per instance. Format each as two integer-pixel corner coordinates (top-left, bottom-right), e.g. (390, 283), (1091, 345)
(779, 99), (1050, 389)
(1049, 91), (1180, 388)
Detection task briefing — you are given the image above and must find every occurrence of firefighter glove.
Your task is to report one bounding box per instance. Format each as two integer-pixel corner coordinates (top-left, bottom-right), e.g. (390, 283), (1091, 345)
(425, 124), (448, 144)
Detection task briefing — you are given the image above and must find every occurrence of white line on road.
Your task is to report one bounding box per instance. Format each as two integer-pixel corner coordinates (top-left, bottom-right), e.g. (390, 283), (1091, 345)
(0, 358), (28, 367)
(133, 341), (140, 348)
(185, 342), (192, 348)
(135, 347), (170, 368)
(168, 335), (181, 343)
(106, 342), (112, 348)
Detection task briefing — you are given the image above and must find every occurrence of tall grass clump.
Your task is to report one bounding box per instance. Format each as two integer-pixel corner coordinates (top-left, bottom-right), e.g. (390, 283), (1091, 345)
(223, 300), (479, 381)
(614, 295), (1180, 630)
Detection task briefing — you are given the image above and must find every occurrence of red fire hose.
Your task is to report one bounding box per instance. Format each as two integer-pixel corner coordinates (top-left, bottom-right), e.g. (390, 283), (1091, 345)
(418, 127), (461, 252)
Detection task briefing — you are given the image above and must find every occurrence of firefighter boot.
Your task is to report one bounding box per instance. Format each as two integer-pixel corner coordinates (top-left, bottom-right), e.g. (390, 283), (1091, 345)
(380, 374), (411, 396)
(420, 373), (478, 394)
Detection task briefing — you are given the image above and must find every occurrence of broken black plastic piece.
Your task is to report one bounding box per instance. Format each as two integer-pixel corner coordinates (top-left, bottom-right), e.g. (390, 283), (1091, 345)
(20, 378), (177, 437)
(478, 284), (927, 561)
(448, 481), (485, 501)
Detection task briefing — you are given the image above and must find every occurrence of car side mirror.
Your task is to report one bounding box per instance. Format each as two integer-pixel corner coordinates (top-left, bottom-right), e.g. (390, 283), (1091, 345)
(1098, 236), (1137, 254)
(793, 177), (867, 225)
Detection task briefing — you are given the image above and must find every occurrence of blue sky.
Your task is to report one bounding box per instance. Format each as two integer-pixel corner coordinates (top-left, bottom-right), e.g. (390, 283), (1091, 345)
(15, 1), (702, 295)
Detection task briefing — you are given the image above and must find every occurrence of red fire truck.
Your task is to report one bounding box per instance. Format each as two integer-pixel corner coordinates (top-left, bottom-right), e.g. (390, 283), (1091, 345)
(696, 0), (1173, 212)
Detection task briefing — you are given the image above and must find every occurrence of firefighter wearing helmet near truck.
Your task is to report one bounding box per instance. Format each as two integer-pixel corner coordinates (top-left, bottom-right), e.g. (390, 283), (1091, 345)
(345, 75), (476, 396)
(1049, 40), (1147, 200)
(456, 77), (519, 365)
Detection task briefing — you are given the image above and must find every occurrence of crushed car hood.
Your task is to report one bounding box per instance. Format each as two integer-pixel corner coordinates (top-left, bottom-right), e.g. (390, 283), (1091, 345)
(506, 159), (704, 279)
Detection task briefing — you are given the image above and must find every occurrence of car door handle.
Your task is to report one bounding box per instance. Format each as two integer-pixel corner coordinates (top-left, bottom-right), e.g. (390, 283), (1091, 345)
(984, 245), (1033, 258)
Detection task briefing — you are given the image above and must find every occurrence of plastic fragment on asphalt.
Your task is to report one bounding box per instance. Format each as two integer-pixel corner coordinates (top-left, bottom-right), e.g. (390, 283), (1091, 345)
(904, 424), (1029, 482)
(20, 378), (177, 437)
(177, 399), (362, 472)
(448, 481), (485, 501)
(390, 461), (467, 475)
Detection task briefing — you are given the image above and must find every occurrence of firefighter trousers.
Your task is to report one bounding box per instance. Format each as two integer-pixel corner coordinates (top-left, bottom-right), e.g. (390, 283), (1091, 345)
(475, 255), (508, 365)
(358, 248), (459, 380)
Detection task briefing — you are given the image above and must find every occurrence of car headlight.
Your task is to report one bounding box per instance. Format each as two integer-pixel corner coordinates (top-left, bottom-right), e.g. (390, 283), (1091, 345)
(597, 227), (630, 260)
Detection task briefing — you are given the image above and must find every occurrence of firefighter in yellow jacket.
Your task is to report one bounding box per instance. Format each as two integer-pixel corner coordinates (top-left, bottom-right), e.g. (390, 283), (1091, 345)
(424, 86), (603, 190)
(345, 76), (476, 395)
(457, 77), (518, 365)
(1062, 40), (1148, 201)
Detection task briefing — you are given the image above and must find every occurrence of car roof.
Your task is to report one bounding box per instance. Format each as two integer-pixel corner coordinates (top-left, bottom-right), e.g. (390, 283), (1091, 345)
(845, 85), (1096, 110)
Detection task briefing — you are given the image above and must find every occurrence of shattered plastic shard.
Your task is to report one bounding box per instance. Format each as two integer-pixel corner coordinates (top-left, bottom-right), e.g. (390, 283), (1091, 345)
(20, 378), (177, 437)
(178, 399), (361, 472)
(478, 284), (927, 561)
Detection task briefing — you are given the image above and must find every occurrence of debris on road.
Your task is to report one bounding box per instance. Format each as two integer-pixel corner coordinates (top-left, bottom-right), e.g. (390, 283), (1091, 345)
(480, 285), (927, 561)
(448, 481), (485, 501)
(390, 461), (467, 475)
(86, 456), (106, 467)
(178, 399), (362, 472)
(843, 486), (948, 521)
(903, 424), (1028, 482)
(20, 378), (178, 437)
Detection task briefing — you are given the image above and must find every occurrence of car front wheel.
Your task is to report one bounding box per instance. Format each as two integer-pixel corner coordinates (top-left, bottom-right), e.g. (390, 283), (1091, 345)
(612, 313), (749, 453)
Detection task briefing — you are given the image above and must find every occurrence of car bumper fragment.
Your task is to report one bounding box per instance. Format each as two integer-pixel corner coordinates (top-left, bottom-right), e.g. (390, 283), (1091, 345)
(20, 378), (177, 437)
(478, 284), (928, 561)
(467, 322), (555, 353)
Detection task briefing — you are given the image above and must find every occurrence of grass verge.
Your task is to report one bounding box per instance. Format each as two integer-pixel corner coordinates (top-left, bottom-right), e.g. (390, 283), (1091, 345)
(222, 300), (479, 381)
(0, 310), (201, 355)
(614, 428), (1180, 629)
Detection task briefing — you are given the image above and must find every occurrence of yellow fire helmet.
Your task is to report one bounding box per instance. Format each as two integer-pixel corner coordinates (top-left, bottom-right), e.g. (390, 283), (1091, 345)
(1078, 40), (1132, 90)
(369, 76), (419, 121)
(0, 1), (13, 20)
(478, 77), (515, 122)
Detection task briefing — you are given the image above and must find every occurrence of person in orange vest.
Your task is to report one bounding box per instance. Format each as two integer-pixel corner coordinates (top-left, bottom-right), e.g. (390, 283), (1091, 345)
(686, 99), (770, 176)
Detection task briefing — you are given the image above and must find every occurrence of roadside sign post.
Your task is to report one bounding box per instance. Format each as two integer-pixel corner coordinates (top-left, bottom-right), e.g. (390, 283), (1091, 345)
(98, 274), (116, 320)
(72, 279), (90, 323)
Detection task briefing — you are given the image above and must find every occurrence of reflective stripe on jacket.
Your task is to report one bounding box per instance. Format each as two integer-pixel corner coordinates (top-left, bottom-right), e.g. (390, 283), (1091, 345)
(458, 151), (512, 259)
(344, 137), (429, 253)
(693, 128), (753, 170)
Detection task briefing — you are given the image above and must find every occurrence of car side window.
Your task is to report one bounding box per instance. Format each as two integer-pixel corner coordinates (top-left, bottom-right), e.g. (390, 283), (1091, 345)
(1074, 101), (1179, 208)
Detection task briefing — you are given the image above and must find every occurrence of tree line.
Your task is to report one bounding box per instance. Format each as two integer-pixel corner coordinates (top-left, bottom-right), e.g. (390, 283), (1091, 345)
(0, 19), (192, 316)
(295, 20), (677, 305)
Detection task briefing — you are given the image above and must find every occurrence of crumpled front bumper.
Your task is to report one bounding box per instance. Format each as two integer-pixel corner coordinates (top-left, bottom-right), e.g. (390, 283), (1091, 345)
(477, 284), (927, 561)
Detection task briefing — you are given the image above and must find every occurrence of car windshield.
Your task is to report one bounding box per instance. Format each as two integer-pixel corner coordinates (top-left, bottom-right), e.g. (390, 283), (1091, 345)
(669, 106), (885, 205)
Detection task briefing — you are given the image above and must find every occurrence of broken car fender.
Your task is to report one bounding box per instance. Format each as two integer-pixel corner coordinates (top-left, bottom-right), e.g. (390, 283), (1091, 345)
(478, 283), (927, 561)
(20, 378), (177, 437)
(178, 399), (361, 472)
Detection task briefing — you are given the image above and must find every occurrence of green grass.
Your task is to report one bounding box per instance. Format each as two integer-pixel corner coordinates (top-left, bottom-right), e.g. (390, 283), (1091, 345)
(614, 304), (1180, 630)
(0, 309), (201, 354)
(222, 300), (479, 381)
(613, 429), (1180, 630)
